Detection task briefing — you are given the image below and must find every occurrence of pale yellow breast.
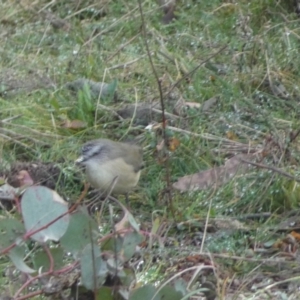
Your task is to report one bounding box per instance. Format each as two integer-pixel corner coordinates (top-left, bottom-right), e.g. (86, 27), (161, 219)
(85, 158), (141, 194)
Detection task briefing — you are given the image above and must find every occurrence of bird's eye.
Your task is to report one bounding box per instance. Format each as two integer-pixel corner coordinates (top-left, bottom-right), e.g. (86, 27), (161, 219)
(82, 144), (92, 153)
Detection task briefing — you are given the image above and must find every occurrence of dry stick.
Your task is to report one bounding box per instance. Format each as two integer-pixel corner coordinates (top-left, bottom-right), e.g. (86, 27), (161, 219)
(151, 108), (180, 119)
(137, 0), (174, 218)
(240, 158), (300, 182)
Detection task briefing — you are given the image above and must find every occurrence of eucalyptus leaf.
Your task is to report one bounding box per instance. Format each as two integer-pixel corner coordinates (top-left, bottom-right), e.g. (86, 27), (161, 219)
(122, 232), (144, 261)
(101, 235), (123, 253)
(0, 218), (24, 250)
(129, 284), (159, 300)
(21, 186), (69, 242)
(127, 212), (140, 232)
(80, 243), (108, 291)
(158, 285), (184, 300)
(9, 247), (35, 273)
(33, 247), (64, 271)
(60, 206), (98, 256)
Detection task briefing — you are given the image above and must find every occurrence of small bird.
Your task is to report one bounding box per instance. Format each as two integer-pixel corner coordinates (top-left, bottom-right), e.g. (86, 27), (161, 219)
(76, 138), (143, 196)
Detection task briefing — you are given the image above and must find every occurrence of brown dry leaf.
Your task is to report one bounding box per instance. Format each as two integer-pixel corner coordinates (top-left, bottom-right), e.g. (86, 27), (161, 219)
(173, 154), (254, 192)
(156, 140), (165, 152)
(173, 95), (185, 116)
(201, 96), (219, 112)
(273, 234), (298, 253)
(61, 119), (87, 129)
(209, 75), (216, 82)
(168, 137), (180, 151)
(270, 81), (289, 99)
(226, 131), (238, 141)
(115, 211), (131, 233)
(16, 170), (34, 187)
(290, 231), (300, 241)
(215, 218), (248, 230)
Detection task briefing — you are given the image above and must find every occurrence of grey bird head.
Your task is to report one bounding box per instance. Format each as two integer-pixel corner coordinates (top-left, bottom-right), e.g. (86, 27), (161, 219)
(75, 140), (109, 164)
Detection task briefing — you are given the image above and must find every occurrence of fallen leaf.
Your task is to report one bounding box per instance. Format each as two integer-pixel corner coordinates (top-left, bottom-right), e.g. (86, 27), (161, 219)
(168, 137), (180, 151)
(115, 211), (140, 234)
(156, 140), (165, 152)
(115, 211), (131, 233)
(226, 131), (238, 141)
(273, 234), (298, 253)
(290, 231), (300, 241)
(173, 154), (254, 192)
(16, 170), (34, 188)
(270, 81), (289, 99)
(201, 96), (219, 112)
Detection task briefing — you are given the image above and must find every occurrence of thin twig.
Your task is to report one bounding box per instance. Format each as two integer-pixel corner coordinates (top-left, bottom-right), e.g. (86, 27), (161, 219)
(240, 159), (300, 182)
(137, 0), (174, 217)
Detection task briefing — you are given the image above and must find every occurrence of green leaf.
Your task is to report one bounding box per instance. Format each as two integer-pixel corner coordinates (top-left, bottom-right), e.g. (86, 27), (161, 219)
(122, 232), (144, 261)
(173, 279), (188, 295)
(60, 206), (98, 256)
(101, 235), (123, 253)
(95, 286), (114, 300)
(127, 212), (140, 232)
(119, 267), (135, 287)
(129, 284), (159, 300)
(158, 285), (184, 300)
(9, 246), (35, 273)
(80, 243), (107, 291)
(33, 247), (64, 271)
(21, 186), (70, 242)
(0, 218), (24, 250)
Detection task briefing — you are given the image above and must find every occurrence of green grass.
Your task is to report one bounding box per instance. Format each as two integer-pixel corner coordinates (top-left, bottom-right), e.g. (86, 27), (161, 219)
(1, 0), (300, 298)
